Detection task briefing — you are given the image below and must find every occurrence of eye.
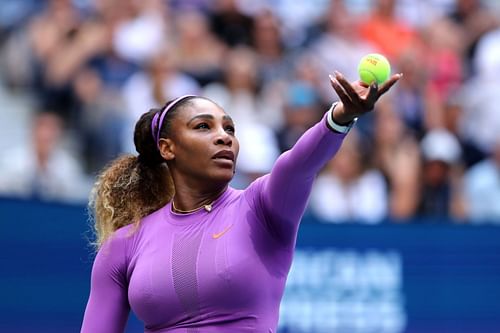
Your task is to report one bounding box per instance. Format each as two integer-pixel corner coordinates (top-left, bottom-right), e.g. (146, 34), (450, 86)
(225, 125), (235, 134)
(194, 123), (210, 130)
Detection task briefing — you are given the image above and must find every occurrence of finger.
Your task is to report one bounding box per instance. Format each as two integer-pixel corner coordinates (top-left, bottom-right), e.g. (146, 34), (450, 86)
(378, 73), (403, 96)
(365, 82), (379, 106)
(329, 75), (352, 106)
(357, 80), (370, 88)
(334, 71), (361, 104)
(329, 74), (354, 107)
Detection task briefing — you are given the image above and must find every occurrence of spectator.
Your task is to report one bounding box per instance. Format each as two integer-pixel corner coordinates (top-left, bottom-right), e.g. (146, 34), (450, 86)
(172, 9), (226, 85)
(72, 67), (128, 173)
(391, 47), (428, 137)
(122, 45), (200, 119)
(25, 0), (86, 120)
(267, 0), (329, 47)
(463, 139), (500, 223)
(311, 0), (375, 84)
(458, 26), (500, 156)
(275, 81), (323, 153)
(472, 24), (500, 83)
(24, 0), (137, 126)
(371, 100), (421, 220)
(209, 0), (255, 47)
(0, 112), (90, 203)
(417, 128), (465, 220)
(232, 122), (280, 189)
(202, 46), (280, 130)
(420, 17), (465, 133)
(251, 9), (290, 85)
(122, 46), (200, 153)
(424, 18), (464, 102)
(357, 0), (421, 62)
(112, 0), (169, 66)
(442, 92), (485, 167)
(250, 10), (293, 129)
(447, 0), (499, 77)
(309, 129), (388, 223)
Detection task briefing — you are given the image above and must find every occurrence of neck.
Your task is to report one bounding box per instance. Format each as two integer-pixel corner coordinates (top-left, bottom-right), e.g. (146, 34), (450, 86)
(36, 150), (50, 170)
(172, 184), (228, 213)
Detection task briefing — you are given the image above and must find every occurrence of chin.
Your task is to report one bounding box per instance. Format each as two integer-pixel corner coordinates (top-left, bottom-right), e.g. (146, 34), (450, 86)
(210, 170), (235, 184)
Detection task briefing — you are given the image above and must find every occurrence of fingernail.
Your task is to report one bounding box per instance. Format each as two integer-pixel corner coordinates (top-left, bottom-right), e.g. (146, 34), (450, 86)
(329, 74), (335, 81)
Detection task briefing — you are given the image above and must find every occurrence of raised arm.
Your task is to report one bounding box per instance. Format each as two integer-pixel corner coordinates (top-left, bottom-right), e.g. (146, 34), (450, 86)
(250, 72), (402, 243)
(80, 232), (130, 333)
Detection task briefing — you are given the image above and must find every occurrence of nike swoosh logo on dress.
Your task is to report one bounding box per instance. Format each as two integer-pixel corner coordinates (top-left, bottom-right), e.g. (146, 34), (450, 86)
(212, 224), (233, 239)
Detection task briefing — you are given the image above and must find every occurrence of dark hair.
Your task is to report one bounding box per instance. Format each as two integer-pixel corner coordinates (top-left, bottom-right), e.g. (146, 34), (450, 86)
(89, 96), (197, 248)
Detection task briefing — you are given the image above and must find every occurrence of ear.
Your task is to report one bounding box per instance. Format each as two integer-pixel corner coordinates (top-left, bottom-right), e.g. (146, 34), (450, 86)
(158, 138), (175, 160)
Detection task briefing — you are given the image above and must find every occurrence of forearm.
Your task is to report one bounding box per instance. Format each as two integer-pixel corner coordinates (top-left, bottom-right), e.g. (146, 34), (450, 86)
(261, 108), (347, 233)
(272, 111), (346, 182)
(81, 292), (129, 333)
(250, 67), (401, 239)
(81, 234), (130, 333)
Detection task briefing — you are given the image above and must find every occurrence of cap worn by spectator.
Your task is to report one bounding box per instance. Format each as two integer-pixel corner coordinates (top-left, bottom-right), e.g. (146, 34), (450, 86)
(420, 129), (462, 164)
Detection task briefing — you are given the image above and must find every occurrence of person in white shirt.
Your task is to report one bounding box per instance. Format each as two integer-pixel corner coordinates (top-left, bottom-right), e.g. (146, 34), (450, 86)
(0, 112), (90, 203)
(309, 129), (388, 223)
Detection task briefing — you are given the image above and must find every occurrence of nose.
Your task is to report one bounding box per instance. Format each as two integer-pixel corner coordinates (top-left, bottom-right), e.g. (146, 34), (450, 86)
(214, 127), (232, 147)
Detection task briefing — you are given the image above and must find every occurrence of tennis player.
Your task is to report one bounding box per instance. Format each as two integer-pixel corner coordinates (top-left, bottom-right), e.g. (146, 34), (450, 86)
(81, 71), (401, 332)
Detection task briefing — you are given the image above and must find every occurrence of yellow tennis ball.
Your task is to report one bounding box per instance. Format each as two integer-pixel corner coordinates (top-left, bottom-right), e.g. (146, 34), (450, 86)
(357, 53), (391, 85)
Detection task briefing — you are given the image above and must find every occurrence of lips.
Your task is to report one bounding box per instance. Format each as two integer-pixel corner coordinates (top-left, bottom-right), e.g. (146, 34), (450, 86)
(212, 150), (235, 161)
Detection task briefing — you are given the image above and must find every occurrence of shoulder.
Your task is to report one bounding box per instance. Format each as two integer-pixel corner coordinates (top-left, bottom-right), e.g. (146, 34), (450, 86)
(239, 175), (270, 218)
(50, 149), (82, 168)
(361, 169), (387, 187)
(99, 223), (136, 259)
(242, 175), (269, 199)
(214, 186), (245, 211)
(95, 206), (166, 264)
(465, 160), (496, 186)
(110, 206), (165, 243)
(173, 72), (200, 88)
(98, 211), (155, 255)
(122, 71), (150, 97)
(0, 147), (31, 167)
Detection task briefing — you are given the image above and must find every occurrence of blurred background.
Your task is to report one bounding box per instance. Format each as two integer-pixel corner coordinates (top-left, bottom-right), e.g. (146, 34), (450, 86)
(0, 0), (499, 332)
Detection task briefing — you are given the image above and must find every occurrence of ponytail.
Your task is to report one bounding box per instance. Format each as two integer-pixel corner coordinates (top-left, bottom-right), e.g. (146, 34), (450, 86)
(89, 154), (173, 248)
(89, 109), (173, 248)
(89, 97), (198, 248)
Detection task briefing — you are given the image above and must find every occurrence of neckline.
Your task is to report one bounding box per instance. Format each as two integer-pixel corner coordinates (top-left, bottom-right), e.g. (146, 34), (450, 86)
(164, 187), (233, 225)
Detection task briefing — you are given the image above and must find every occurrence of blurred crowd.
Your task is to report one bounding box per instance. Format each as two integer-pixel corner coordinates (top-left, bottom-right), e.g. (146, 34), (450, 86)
(0, 0), (499, 224)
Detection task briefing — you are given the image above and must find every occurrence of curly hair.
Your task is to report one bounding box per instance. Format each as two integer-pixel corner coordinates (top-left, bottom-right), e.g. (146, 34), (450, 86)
(89, 97), (197, 248)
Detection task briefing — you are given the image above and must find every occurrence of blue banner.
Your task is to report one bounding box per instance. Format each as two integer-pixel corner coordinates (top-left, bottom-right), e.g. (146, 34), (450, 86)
(280, 220), (500, 333)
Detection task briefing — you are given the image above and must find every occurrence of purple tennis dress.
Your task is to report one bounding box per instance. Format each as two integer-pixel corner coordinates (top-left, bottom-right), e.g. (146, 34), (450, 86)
(81, 114), (346, 332)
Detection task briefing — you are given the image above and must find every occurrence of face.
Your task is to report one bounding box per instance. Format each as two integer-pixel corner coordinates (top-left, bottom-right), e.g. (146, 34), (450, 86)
(33, 113), (62, 161)
(160, 98), (240, 185)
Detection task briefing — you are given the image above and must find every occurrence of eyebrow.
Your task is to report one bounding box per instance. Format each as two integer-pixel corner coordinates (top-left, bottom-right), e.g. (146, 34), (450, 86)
(187, 114), (234, 126)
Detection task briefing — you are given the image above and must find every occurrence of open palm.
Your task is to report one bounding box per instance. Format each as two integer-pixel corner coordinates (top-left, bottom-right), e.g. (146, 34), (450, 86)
(329, 70), (402, 122)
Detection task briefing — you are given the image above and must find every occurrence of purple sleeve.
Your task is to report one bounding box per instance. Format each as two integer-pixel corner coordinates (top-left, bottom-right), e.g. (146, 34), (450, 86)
(80, 230), (130, 333)
(245, 113), (346, 244)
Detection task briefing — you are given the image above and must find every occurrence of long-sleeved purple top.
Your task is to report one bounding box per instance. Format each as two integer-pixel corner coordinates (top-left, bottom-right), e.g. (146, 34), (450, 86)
(81, 113), (346, 333)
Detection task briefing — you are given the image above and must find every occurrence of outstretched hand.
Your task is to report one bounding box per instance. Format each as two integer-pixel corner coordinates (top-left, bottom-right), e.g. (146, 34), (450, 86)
(329, 70), (402, 124)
